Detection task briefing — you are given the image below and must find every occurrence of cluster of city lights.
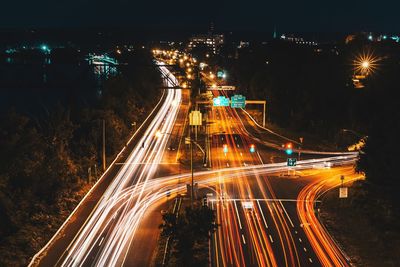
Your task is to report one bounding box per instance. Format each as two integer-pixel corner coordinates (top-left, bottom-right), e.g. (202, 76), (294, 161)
(153, 49), (199, 89)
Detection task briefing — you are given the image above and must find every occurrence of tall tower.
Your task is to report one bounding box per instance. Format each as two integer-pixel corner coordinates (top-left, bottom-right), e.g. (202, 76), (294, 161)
(209, 21), (215, 34)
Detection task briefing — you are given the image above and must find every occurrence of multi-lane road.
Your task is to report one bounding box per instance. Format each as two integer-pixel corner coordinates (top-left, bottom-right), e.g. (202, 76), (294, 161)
(30, 61), (361, 267)
(30, 64), (184, 266)
(206, 90), (361, 267)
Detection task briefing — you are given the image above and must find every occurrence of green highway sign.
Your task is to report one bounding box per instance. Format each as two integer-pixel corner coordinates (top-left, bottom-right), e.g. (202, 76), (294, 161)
(231, 94), (246, 108)
(217, 70), (227, 79)
(213, 96), (230, 107)
(287, 158), (297, 167)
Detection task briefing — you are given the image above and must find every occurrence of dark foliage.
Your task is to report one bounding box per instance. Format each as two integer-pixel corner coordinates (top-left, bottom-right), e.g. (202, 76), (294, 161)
(0, 50), (161, 266)
(218, 40), (400, 194)
(160, 204), (218, 266)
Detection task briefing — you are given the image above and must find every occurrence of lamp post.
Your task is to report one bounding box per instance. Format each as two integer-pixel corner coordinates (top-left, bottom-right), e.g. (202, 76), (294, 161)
(183, 133), (195, 207)
(157, 129), (205, 208)
(360, 60), (371, 76)
(190, 128), (194, 208)
(102, 119), (106, 172)
(341, 129), (365, 139)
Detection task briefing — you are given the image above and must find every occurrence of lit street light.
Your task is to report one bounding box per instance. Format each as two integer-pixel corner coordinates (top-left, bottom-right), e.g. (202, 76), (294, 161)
(353, 51), (379, 76)
(361, 61), (369, 69)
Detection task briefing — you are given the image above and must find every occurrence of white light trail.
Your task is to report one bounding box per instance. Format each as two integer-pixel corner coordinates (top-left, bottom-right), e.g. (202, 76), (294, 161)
(61, 63), (181, 266)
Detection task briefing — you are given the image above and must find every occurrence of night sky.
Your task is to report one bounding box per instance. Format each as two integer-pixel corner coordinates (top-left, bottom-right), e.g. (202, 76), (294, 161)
(1, 0), (399, 32)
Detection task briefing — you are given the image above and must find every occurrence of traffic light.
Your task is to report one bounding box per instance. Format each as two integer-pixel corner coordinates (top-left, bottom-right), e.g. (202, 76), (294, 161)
(250, 144), (256, 153)
(284, 143), (293, 155)
(223, 144), (228, 153)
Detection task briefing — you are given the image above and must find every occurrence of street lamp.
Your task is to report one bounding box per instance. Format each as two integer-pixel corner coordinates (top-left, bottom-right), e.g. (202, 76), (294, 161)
(341, 129), (368, 151)
(361, 61), (369, 69)
(341, 128), (365, 139)
(353, 51), (379, 76)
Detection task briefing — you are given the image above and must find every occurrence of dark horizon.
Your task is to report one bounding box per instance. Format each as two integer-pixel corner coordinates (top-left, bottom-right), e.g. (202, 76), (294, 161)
(1, 0), (399, 33)
(0, 26), (390, 45)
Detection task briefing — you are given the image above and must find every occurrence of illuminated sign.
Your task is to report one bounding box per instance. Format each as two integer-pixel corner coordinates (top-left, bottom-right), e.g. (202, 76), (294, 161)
(231, 94), (246, 108)
(208, 85), (236, 90)
(213, 96), (230, 107)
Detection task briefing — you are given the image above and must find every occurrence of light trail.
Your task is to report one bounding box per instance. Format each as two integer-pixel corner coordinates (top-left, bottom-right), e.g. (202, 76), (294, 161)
(58, 63), (182, 266)
(297, 168), (364, 266)
(60, 153), (355, 266)
(202, 92), (359, 267)
(29, 55), (361, 267)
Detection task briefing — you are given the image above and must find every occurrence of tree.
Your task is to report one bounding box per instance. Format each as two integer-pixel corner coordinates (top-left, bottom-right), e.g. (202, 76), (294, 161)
(160, 204), (218, 266)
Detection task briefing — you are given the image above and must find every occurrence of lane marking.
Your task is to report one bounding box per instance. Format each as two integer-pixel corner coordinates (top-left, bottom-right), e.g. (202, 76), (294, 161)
(257, 200), (269, 229)
(279, 200), (295, 228)
(208, 198), (321, 203)
(233, 201), (243, 229)
(99, 237), (104, 246)
(269, 235), (274, 243)
(256, 151), (264, 164)
(241, 234), (246, 244)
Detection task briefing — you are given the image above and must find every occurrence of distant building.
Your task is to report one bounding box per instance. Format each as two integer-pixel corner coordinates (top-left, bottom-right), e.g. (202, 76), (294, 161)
(238, 41), (250, 49)
(188, 33), (224, 54)
(280, 34), (317, 46)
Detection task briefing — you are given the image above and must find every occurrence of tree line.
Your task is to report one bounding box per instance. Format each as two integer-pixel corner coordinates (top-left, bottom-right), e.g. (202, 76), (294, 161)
(0, 50), (162, 266)
(220, 38), (400, 198)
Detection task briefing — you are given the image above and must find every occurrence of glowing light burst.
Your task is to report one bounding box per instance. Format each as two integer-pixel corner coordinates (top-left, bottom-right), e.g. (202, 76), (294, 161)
(353, 51), (380, 75)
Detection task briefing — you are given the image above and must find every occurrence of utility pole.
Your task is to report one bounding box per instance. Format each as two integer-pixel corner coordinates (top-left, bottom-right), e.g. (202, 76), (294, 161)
(94, 164), (98, 180)
(195, 123), (198, 141)
(88, 167), (92, 183)
(298, 137), (303, 161)
(263, 101), (266, 127)
(340, 175), (345, 207)
(102, 119), (106, 172)
(190, 126), (194, 208)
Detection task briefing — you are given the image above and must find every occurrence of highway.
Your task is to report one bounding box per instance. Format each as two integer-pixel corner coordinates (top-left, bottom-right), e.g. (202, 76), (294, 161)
(30, 54), (362, 267)
(204, 89), (361, 267)
(30, 63), (183, 266)
(58, 65), (181, 266)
